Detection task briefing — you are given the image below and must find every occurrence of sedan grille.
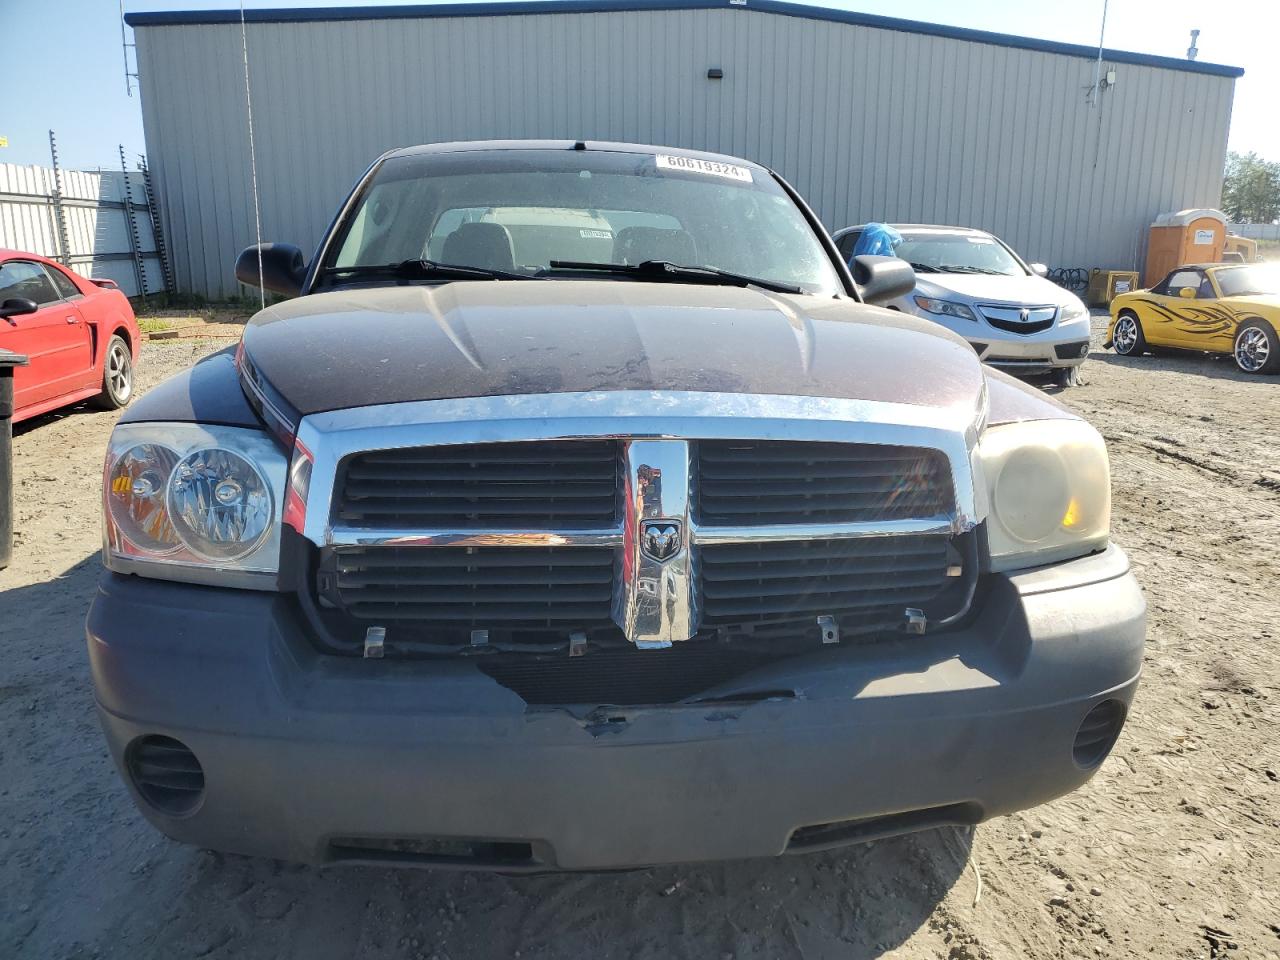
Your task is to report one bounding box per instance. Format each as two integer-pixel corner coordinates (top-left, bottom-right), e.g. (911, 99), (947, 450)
(698, 440), (952, 524)
(335, 440), (618, 528)
(978, 304), (1057, 335)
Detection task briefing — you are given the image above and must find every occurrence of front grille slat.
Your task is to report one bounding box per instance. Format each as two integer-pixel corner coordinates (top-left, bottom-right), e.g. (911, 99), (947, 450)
(700, 476), (937, 496)
(337, 550), (612, 570)
(345, 602), (612, 622)
(355, 449), (615, 465)
(698, 498), (945, 517)
(342, 500), (616, 518)
(335, 568), (614, 587)
(345, 465), (616, 482)
(702, 570), (946, 599)
(697, 440), (952, 525)
(342, 585), (613, 604)
(342, 480), (613, 499)
(336, 440), (619, 529)
(700, 463), (930, 481)
(701, 538), (943, 564)
(700, 589), (939, 617)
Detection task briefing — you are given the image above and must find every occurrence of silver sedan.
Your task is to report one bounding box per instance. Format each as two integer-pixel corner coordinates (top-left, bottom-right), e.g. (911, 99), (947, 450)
(833, 224), (1092, 387)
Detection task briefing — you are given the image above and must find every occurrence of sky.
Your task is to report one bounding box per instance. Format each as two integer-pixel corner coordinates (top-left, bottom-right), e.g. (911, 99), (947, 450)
(2, 0), (1278, 171)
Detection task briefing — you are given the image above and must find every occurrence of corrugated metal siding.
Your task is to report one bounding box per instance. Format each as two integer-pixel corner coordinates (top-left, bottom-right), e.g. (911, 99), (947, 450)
(0, 163), (164, 297)
(133, 7), (1236, 298)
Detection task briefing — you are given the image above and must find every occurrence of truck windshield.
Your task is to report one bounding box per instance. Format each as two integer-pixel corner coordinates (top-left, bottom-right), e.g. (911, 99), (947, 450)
(895, 231), (1026, 277)
(323, 148), (842, 296)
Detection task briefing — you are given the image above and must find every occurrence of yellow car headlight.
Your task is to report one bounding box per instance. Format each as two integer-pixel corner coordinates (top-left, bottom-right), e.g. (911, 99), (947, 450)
(978, 419), (1110, 572)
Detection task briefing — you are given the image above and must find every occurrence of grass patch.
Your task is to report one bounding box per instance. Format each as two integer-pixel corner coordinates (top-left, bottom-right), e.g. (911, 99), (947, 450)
(136, 317), (185, 334)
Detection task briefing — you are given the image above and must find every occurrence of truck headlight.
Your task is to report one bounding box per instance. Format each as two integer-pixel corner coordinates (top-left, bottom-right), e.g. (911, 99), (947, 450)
(103, 423), (287, 588)
(914, 296), (978, 321)
(977, 419), (1110, 572)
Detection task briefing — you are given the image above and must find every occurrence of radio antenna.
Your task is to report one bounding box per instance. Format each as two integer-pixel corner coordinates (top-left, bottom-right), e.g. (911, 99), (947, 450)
(240, 0), (266, 310)
(1090, 0), (1109, 108)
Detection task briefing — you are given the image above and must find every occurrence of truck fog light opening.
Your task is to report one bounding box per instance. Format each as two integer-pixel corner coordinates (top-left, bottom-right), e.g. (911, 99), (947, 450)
(1073, 699), (1126, 768)
(126, 735), (206, 816)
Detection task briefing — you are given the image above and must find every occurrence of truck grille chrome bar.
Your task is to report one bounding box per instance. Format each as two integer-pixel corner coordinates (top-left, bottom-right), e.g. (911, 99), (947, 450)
(327, 517), (954, 548)
(327, 528), (626, 548)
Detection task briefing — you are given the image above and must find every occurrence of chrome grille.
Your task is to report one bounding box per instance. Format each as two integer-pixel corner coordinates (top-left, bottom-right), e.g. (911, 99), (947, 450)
(335, 440), (618, 528)
(700, 535), (952, 624)
(311, 424), (970, 669)
(698, 440), (951, 524)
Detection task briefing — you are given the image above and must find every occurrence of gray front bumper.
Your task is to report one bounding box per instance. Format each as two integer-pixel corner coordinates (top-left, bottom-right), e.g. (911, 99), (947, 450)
(973, 335), (1090, 370)
(87, 546), (1144, 870)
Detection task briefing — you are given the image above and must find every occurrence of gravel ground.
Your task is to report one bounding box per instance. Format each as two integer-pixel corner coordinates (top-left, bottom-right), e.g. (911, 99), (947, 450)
(2, 320), (1278, 960)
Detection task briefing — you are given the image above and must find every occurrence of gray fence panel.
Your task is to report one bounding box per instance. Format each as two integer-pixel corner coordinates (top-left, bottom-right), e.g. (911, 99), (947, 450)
(0, 161), (166, 298)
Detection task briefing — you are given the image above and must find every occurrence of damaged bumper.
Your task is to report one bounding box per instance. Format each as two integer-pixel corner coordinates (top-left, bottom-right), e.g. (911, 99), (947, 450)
(87, 546), (1144, 870)
(975, 335), (1092, 370)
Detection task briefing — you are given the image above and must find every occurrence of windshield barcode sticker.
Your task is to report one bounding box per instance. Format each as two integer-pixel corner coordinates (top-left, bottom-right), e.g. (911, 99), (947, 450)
(655, 154), (753, 182)
(580, 229), (613, 240)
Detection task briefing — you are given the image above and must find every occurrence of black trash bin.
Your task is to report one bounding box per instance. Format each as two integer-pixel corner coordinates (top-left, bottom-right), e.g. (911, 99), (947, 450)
(0, 349), (29, 569)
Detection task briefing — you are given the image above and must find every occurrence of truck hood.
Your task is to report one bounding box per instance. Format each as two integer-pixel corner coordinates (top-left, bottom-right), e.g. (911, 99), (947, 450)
(237, 281), (988, 425)
(917, 272), (1078, 307)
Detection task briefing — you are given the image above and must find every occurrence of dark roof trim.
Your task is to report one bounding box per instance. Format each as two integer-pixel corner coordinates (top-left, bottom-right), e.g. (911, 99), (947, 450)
(125, 0), (1244, 79)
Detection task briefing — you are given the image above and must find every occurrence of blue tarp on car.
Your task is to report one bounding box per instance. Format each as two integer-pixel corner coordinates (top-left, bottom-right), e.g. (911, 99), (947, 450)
(851, 223), (902, 259)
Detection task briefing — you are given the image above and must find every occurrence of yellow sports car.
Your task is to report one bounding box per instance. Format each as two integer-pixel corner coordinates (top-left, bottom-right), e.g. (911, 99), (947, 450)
(1106, 262), (1279, 374)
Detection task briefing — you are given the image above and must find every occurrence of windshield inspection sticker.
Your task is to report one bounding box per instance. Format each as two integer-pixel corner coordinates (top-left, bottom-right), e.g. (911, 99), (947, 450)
(656, 154), (753, 182)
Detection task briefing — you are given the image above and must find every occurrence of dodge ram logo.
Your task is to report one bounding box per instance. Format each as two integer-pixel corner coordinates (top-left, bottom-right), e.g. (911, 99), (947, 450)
(640, 520), (682, 561)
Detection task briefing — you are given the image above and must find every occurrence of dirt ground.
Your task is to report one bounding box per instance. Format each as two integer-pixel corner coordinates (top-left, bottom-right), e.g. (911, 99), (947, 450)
(2, 317), (1278, 960)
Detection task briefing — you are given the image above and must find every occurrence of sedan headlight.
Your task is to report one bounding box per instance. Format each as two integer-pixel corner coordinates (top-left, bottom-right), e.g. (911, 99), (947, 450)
(977, 419), (1110, 572)
(914, 296), (978, 321)
(1059, 299), (1089, 323)
(103, 423), (288, 588)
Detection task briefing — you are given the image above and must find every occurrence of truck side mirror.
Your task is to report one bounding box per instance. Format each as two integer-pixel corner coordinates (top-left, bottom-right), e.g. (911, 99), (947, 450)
(236, 243), (307, 298)
(1178, 286), (1197, 299)
(851, 255), (915, 306)
(1029, 263), (1049, 278)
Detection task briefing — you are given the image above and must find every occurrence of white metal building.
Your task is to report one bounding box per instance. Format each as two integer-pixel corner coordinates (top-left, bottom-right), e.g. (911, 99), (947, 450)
(125, 0), (1243, 299)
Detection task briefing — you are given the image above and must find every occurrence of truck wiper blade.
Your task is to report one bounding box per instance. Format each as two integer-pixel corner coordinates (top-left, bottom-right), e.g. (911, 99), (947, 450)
(545, 259), (805, 295)
(906, 261), (941, 273)
(323, 259), (537, 283)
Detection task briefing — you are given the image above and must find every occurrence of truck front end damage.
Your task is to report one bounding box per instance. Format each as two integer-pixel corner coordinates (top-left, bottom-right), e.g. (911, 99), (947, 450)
(89, 381), (1143, 870)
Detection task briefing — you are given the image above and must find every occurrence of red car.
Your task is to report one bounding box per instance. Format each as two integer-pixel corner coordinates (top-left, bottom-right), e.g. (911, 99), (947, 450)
(0, 249), (139, 423)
